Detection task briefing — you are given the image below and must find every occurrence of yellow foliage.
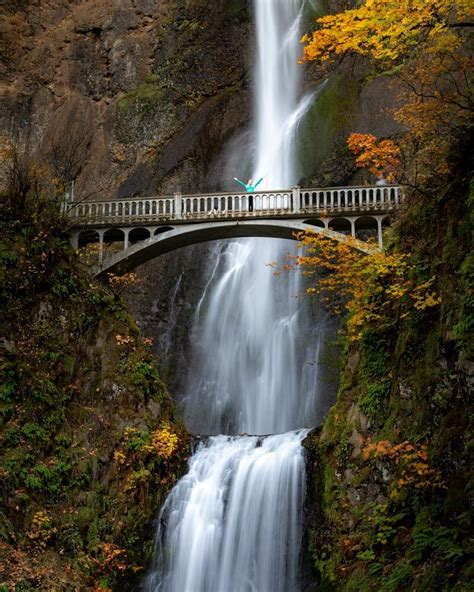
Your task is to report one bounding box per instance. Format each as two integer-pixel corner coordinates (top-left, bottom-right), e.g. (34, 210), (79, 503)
(142, 425), (179, 460)
(113, 449), (127, 465)
(302, 1), (473, 190)
(292, 231), (441, 342)
(301, 0), (474, 67)
(26, 511), (56, 550)
(107, 272), (139, 295)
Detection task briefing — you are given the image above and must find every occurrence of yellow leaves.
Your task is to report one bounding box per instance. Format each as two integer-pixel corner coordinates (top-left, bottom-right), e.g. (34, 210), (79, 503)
(150, 426), (179, 460)
(27, 511), (57, 550)
(410, 277), (442, 310)
(292, 230), (441, 342)
(113, 450), (126, 465)
(107, 272), (139, 294)
(301, 0), (465, 67)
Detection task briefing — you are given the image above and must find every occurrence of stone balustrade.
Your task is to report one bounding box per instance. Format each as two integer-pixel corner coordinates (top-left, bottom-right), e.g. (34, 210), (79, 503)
(66, 185), (401, 226)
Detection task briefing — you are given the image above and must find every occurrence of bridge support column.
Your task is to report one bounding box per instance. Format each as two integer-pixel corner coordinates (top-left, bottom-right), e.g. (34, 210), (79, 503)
(70, 232), (79, 250)
(98, 229), (105, 264)
(123, 228), (130, 250)
(174, 192), (183, 219)
(350, 219), (356, 238)
(292, 186), (301, 213)
(377, 217), (383, 249)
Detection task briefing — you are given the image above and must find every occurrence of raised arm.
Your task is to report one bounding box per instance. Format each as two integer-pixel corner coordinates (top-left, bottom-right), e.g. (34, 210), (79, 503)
(233, 177), (247, 189)
(253, 177), (264, 190)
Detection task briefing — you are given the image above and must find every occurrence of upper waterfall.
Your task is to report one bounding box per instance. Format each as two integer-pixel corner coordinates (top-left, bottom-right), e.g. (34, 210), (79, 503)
(254, 0), (304, 189)
(179, 0), (331, 436)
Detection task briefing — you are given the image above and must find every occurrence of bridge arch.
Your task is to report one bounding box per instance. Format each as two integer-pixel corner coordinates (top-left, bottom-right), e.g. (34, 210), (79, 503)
(93, 219), (376, 278)
(129, 227), (151, 244)
(328, 217), (351, 235)
(78, 229), (100, 248)
(104, 228), (125, 245)
(304, 219), (325, 229)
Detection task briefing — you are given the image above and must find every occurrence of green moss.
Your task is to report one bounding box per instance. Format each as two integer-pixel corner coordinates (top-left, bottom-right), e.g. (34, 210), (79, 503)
(359, 380), (391, 419)
(225, 0), (251, 21)
(118, 74), (164, 112)
(296, 74), (359, 182)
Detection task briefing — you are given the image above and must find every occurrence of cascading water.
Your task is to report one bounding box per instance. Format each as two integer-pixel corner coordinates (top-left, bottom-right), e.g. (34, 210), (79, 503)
(143, 1), (327, 590)
(182, 0), (322, 437)
(144, 432), (307, 592)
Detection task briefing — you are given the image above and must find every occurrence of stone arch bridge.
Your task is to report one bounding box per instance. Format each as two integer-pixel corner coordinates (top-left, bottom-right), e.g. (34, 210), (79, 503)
(67, 185), (402, 277)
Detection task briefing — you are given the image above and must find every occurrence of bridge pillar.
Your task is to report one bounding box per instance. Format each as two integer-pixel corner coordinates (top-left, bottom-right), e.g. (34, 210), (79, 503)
(292, 186), (301, 213)
(377, 217), (383, 249)
(350, 218), (356, 238)
(98, 229), (105, 264)
(70, 232), (79, 250)
(122, 228), (130, 250)
(174, 192), (183, 219)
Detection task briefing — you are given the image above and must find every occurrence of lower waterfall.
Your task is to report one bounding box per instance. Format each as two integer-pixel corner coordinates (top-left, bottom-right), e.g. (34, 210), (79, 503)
(143, 432), (308, 592)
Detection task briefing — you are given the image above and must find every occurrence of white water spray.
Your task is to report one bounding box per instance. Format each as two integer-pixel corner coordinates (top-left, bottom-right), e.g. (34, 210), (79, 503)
(143, 431), (308, 592)
(144, 2), (326, 590)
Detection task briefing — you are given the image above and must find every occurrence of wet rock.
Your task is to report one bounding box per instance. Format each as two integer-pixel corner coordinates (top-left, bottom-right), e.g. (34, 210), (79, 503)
(348, 427), (364, 457)
(399, 380), (412, 399)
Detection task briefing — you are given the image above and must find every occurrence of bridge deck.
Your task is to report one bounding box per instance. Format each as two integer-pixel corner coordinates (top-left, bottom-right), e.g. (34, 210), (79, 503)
(66, 185), (402, 228)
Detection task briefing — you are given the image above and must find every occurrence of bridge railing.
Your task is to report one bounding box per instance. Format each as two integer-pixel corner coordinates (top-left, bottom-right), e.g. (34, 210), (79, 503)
(66, 185), (401, 225)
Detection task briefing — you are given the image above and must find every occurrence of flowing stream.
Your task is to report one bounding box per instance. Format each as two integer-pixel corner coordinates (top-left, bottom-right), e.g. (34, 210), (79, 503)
(143, 2), (328, 590)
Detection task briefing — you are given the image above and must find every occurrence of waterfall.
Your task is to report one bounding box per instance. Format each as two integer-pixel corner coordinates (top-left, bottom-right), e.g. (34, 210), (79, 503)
(181, 0), (320, 436)
(143, 1), (326, 590)
(144, 432), (308, 592)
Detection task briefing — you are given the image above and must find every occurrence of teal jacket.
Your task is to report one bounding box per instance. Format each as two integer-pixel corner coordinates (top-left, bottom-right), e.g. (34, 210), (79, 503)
(234, 177), (263, 192)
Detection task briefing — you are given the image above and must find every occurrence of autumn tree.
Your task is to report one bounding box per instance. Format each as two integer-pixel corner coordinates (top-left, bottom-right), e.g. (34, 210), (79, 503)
(285, 231), (441, 342)
(301, 0), (474, 190)
(301, 0), (473, 69)
(347, 133), (400, 182)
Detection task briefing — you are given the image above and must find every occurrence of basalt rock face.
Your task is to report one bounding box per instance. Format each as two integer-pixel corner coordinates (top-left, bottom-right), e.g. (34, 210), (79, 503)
(124, 243), (212, 395)
(1, 0), (407, 200)
(0, 0), (252, 198)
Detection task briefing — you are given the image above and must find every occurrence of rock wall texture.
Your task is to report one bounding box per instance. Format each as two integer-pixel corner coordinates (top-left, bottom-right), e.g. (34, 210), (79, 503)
(1, 0), (405, 199)
(0, 0), (252, 199)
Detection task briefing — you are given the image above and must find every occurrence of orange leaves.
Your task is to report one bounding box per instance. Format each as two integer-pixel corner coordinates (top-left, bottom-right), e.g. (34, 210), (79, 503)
(362, 438), (444, 499)
(107, 271), (139, 295)
(347, 133), (400, 181)
(94, 543), (127, 576)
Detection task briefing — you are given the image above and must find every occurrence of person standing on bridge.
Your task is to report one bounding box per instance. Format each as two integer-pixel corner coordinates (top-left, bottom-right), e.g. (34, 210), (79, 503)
(233, 177), (264, 212)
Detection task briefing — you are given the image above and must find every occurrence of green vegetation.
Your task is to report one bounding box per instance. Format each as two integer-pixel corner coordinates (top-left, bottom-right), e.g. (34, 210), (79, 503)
(305, 173), (473, 591)
(0, 168), (189, 590)
(118, 75), (164, 112)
